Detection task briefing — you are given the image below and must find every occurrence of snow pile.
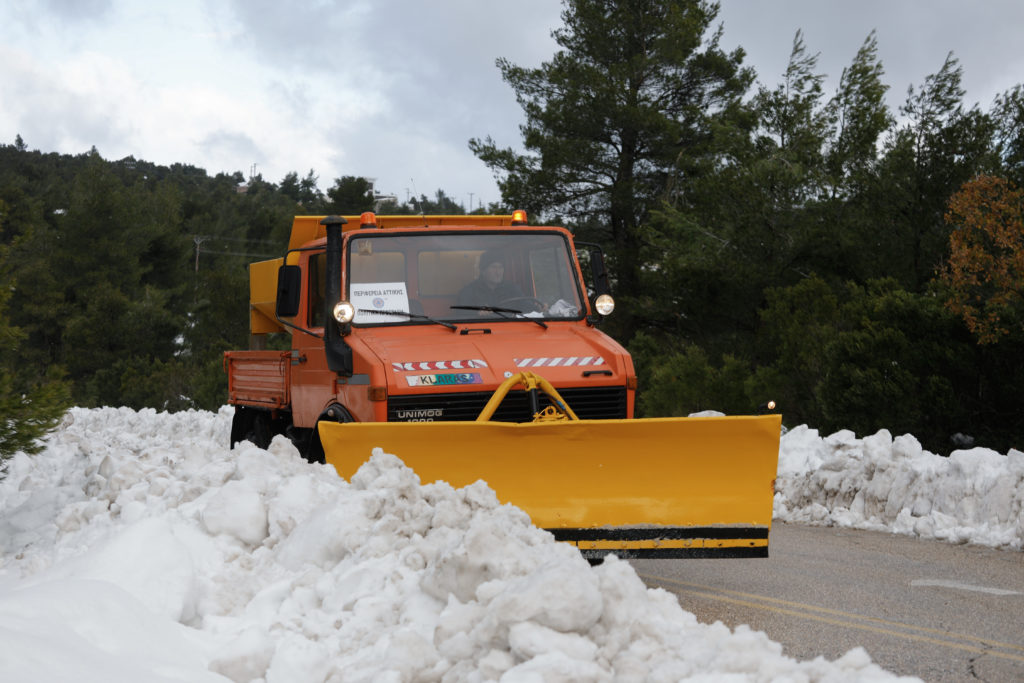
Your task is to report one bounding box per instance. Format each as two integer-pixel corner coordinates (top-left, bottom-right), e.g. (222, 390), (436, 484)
(775, 426), (1024, 550)
(0, 407), (915, 682)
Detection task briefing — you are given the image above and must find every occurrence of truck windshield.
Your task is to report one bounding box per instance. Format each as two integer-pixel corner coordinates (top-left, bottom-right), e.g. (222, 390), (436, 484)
(345, 231), (585, 325)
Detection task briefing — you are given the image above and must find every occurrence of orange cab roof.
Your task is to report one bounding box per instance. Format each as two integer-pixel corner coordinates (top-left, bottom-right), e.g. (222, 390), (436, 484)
(288, 214), (526, 251)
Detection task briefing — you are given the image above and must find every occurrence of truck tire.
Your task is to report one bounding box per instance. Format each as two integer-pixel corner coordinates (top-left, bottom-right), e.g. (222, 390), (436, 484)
(230, 407), (272, 450)
(283, 426), (323, 465)
(305, 427), (327, 465)
(304, 404), (353, 465)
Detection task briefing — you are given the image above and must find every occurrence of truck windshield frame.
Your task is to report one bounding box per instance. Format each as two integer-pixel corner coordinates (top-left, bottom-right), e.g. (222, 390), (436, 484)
(343, 230), (587, 327)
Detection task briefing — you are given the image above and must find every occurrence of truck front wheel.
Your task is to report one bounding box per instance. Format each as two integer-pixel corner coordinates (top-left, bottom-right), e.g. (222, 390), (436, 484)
(305, 404), (354, 466)
(304, 428), (326, 465)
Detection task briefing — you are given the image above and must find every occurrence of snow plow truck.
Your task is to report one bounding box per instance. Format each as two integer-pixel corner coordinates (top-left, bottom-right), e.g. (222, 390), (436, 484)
(224, 212), (781, 559)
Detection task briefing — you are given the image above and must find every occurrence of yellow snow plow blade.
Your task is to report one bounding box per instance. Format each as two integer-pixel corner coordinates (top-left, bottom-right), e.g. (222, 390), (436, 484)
(319, 374), (781, 559)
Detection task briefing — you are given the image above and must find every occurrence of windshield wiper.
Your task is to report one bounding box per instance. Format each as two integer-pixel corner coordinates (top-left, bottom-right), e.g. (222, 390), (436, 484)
(360, 309), (458, 331)
(450, 305), (548, 329)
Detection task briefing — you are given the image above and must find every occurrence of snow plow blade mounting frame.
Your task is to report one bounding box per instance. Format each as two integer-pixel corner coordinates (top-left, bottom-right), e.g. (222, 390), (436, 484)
(319, 411), (781, 560)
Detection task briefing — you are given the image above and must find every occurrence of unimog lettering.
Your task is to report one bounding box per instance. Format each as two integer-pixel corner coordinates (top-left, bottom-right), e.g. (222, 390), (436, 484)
(396, 408), (443, 420)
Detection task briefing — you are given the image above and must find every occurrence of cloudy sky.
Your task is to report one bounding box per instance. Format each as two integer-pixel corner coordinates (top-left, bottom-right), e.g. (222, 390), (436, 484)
(2, 0), (1022, 210)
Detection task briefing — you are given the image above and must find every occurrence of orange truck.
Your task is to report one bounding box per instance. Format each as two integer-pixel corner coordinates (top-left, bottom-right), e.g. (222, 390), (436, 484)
(225, 212), (781, 559)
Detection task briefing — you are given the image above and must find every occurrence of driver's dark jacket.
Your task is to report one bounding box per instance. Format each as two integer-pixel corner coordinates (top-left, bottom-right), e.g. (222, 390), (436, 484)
(456, 279), (524, 307)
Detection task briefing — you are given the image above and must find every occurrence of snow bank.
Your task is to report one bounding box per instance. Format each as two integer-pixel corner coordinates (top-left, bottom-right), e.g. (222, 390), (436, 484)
(0, 407), (915, 682)
(776, 426), (1024, 550)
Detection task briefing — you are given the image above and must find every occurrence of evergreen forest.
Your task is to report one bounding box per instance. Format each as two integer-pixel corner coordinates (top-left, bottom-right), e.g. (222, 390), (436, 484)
(2, 0), (1022, 457)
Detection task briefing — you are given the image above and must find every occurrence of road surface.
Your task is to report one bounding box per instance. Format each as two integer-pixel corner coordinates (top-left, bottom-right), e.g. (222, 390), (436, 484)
(631, 522), (1024, 682)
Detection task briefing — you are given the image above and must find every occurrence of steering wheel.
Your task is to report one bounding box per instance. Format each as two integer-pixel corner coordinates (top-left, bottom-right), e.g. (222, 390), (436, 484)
(498, 297), (545, 313)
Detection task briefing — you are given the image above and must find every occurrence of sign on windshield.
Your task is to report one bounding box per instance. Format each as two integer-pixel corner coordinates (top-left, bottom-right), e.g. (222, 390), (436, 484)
(349, 282), (410, 324)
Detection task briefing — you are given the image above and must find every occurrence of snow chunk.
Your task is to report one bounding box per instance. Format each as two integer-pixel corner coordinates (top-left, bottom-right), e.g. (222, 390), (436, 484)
(201, 481), (268, 546)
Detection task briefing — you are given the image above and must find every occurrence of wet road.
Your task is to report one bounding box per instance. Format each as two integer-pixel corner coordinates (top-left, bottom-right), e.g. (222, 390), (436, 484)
(631, 522), (1024, 682)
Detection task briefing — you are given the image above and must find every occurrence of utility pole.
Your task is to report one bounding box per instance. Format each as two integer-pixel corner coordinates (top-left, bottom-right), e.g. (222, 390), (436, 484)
(468, 192), (474, 212)
(193, 235), (207, 272)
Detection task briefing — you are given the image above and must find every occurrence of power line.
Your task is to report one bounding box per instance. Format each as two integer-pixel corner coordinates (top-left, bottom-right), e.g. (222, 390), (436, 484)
(192, 234), (281, 245)
(195, 247), (277, 258)
(193, 234), (280, 271)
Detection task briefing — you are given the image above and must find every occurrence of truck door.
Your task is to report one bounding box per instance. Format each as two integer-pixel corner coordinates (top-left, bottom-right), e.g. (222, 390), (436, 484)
(290, 249), (334, 427)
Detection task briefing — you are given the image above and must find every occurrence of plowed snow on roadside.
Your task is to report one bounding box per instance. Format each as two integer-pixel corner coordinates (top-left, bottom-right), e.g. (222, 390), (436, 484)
(5, 406), (1018, 681)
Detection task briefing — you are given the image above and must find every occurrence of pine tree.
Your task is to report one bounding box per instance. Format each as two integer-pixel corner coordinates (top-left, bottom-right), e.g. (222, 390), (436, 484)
(0, 238), (70, 460)
(874, 54), (997, 289)
(470, 0), (751, 338)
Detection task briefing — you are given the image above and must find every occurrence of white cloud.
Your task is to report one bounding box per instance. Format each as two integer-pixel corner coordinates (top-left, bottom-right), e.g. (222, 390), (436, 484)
(0, 47), (134, 155)
(1, 0), (1022, 209)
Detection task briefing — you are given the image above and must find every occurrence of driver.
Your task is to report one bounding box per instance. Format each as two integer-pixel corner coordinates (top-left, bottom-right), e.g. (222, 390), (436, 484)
(456, 249), (524, 308)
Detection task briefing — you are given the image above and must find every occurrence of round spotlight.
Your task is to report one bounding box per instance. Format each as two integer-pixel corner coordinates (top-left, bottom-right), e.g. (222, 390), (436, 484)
(594, 294), (615, 316)
(333, 300), (355, 324)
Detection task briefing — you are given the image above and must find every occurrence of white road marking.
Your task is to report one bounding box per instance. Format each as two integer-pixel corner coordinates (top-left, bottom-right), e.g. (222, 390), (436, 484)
(911, 579), (1022, 596)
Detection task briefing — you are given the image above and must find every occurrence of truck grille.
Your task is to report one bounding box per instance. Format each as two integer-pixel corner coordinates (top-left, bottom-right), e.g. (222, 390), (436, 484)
(387, 386), (626, 422)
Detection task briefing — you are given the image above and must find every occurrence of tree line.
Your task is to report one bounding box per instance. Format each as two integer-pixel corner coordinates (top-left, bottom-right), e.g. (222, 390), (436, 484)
(2, 0), (1022, 458)
(0, 142), (483, 458)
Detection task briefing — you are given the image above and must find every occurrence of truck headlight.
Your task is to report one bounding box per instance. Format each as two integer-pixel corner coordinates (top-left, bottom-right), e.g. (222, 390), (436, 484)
(333, 300), (355, 324)
(594, 294), (615, 316)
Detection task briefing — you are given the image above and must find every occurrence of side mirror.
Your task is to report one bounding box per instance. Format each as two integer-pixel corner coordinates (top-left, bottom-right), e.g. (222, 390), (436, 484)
(588, 248), (611, 297)
(276, 265), (302, 318)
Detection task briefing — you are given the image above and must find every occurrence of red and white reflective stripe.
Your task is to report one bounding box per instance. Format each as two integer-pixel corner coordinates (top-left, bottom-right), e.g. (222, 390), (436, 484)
(392, 359), (488, 372)
(514, 356), (605, 368)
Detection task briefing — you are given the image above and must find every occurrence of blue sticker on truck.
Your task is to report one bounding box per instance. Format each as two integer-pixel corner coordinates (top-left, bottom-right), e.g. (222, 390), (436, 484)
(405, 372), (483, 387)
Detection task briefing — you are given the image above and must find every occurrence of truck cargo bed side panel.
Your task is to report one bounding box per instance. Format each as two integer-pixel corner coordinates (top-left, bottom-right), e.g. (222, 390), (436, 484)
(225, 351), (292, 409)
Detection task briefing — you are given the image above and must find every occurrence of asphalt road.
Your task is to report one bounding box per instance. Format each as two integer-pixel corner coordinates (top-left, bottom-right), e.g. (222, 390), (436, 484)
(630, 522), (1024, 682)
